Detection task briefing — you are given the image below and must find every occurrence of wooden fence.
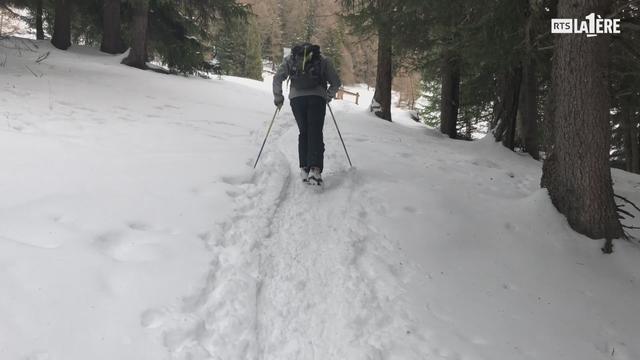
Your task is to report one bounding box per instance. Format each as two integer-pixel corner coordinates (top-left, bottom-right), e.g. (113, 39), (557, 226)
(336, 88), (360, 105)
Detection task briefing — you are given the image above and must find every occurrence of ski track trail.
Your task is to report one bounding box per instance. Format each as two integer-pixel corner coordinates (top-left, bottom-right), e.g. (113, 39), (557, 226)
(150, 108), (429, 360)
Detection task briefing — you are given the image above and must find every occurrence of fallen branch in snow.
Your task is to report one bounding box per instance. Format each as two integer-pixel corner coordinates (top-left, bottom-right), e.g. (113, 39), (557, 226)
(24, 64), (41, 77)
(35, 51), (50, 63)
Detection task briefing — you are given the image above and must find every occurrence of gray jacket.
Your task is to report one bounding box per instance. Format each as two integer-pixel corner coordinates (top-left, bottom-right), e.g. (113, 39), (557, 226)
(273, 55), (342, 101)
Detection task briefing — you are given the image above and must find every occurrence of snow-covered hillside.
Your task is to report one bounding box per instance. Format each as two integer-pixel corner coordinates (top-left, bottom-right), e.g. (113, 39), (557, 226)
(1, 38), (640, 360)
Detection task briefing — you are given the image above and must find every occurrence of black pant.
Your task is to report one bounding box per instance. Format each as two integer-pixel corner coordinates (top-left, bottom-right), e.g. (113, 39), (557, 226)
(290, 96), (326, 172)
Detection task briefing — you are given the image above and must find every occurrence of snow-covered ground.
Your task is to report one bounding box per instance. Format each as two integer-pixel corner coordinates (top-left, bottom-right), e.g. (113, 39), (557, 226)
(1, 38), (640, 360)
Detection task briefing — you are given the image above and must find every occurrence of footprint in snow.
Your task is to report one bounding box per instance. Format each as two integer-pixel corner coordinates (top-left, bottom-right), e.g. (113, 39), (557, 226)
(94, 232), (162, 262)
(127, 221), (151, 231)
(0, 233), (61, 250)
(225, 189), (243, 198)
(197, 231), (213, 243)
(141, 309), (167, 329)
(403, 206), (417, 214)
(504, 222), (517, 232)
(23, 353), (52, 360)
(470, 158), (501, 169)
(220, 172), (254, 186)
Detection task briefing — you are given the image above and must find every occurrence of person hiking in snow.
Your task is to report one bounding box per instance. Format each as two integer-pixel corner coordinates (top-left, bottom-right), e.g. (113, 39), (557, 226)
(273, 43), (342, 186)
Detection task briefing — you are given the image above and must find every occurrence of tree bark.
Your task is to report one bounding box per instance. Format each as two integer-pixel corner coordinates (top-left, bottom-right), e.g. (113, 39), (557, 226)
(622, 107), (633, 171)
(35, 0), (44, 40)
(494, 66), (522, 150)
(623, 105), (640, 174)
(502, 69), (522, 150)
(633, 117), (640, 174)
(541, 0), (623, 240)
(520, 59), (540, 159)
(440, 50), (460, 139)
(51, 0), (71, 50)
(542, 81), (556, 157)
(101, 0), (125, 54)
(372, 2), (392, 122)
(122, 0), (149, 69)
(519, 0), (540, 159)
(541, 0), (558, 158)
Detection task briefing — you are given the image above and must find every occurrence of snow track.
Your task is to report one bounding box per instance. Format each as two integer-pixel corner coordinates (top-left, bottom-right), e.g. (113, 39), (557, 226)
(156, 109), (423, 360)
(4, 39), (640, 360)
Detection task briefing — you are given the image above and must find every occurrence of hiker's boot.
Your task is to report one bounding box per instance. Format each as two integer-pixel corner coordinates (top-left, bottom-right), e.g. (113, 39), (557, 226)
(307, 167), (323, 186)
(300, 167), (309, 183)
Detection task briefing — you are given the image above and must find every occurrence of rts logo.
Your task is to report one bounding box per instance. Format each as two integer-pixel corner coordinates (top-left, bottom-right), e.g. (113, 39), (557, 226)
(552, 13), (621, 37)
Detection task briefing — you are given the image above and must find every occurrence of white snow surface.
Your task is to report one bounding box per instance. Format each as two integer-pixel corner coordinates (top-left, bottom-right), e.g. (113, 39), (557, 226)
(1, 39), (640, 360)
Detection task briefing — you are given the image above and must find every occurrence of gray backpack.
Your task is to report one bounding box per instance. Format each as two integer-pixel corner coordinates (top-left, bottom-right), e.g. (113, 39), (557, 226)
(289, 44), (324, 90)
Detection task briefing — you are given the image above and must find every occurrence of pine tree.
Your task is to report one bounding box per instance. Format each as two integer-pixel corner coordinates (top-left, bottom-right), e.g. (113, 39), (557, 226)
(101, 0), (124, 54)
(244, 17), (263, 81)
(610, 0), (640, 174)
(541, 0), (623, 243)
(303, 0), (316, 42)
(215, 15), (263, 80)
(122, 0), (148, 69)
(35, 0), (43, 39)
(321, 22), (343, 76)
(439, 49), (460, 138)
(341, 0), (398, 121)
(51, 0), (70, 49)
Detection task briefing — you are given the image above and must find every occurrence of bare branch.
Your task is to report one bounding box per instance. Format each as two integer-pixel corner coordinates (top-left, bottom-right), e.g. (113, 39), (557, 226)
(617, 207), (635, 219)
(615, 194), (640, 213)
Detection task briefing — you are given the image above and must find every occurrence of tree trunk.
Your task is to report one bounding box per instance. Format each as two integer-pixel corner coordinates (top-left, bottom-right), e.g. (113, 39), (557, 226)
(122, 0), (149, 69)
(633, 118), (640, 174)
(622, 107), (633, 171)
(372, 5), (392, 122)
(520, 59), (540, 159)
(494, 66), (522, 150)
(519, 0), (540, 159)
(51, 0), (71, 50)
(101, 0), (124, 54)
(542, 81), (556, 158)
(35, 0), (44, 40)
(541, 0), (623, 240)
(626, 106), (640, 174)
(440, 51), (460, 139)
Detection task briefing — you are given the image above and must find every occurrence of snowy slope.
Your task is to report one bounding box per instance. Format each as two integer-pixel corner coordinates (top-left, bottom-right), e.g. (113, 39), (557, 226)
(1, 38), (640, 360)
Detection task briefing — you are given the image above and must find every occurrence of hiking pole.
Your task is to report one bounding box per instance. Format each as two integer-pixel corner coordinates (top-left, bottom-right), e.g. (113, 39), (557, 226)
(327, 103), (353, 168)
(253, 107), (280, 169)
